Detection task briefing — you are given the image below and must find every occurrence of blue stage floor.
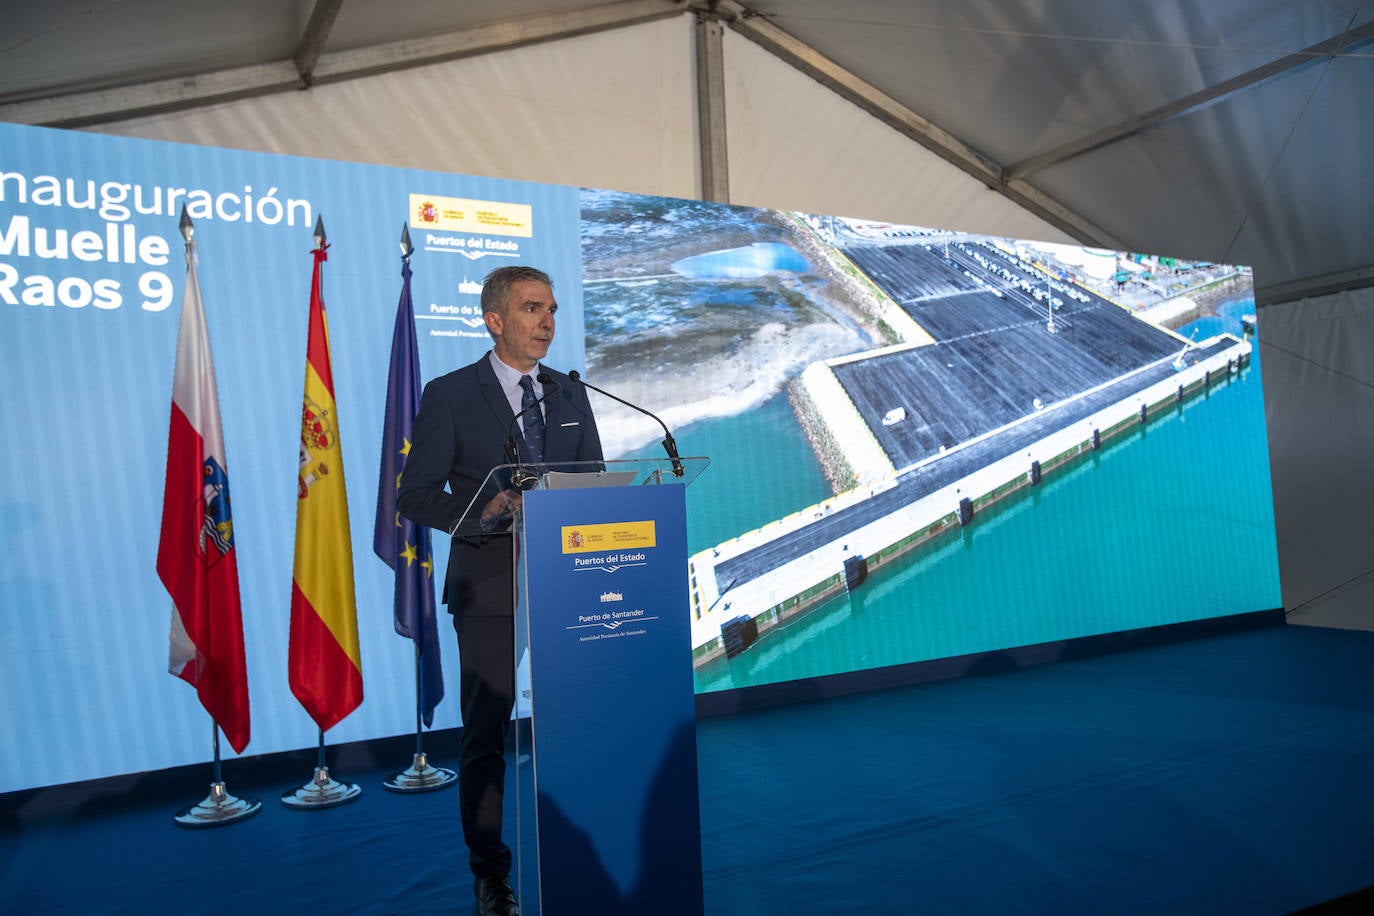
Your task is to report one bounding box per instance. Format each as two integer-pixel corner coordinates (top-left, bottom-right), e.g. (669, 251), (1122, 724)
(4, 622), (1372, 914)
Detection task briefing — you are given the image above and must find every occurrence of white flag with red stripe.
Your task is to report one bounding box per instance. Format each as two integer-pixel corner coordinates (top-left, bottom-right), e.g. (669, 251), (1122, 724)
(155, 219), (250, 754)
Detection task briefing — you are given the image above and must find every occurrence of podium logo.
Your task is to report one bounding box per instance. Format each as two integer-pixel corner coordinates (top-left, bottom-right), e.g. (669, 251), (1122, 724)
(561, 520), (656, 554)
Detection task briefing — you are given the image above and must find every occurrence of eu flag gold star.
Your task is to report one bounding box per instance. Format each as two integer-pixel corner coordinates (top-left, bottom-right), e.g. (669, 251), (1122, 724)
(400, 541), (418, 567)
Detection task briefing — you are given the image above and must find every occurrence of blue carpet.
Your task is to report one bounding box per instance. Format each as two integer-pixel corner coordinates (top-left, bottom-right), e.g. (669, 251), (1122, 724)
(697, 623), (1374, 914)
(3, 623), (1372, 914)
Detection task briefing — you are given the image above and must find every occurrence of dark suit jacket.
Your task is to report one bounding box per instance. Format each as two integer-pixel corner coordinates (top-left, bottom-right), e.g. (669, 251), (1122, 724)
(397, 353), (603, 615)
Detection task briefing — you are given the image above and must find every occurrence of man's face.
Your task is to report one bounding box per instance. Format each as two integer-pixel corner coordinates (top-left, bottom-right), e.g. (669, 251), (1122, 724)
(486, 279), (557, 372)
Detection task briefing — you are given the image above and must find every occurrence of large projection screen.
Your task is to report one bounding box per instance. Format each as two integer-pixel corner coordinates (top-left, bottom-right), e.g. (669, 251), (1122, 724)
(0, 123), (1280, 794)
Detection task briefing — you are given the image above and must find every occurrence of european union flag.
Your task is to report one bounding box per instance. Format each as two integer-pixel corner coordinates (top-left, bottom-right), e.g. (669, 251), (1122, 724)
(374, 252), (443, 727)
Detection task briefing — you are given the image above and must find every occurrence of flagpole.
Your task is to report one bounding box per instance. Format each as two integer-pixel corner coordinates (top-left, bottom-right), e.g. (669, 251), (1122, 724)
(281, 727), (362, 809)
(383, 643), (456, 792)
(380, 223), (455, 794)
(282, 216), (363, 811)
(162, 208), (258, 828)
(174, 719), (261, 827)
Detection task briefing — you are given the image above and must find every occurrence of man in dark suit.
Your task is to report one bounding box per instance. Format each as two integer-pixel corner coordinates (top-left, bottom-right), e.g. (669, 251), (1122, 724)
(398, 265), (603, 916)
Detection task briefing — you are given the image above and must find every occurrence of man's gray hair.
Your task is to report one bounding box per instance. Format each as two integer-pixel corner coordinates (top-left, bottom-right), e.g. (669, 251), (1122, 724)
(481, 266), (553, 316)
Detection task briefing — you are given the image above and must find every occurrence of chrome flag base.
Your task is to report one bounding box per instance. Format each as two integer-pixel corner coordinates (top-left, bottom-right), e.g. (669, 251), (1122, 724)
(174, 780), (261, 828)
(382, 752), (457, 793)
(280, 766), (361, 809)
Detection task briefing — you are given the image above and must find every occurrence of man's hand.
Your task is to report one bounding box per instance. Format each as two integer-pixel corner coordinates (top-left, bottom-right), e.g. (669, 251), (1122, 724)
(479, 489), (523, 531)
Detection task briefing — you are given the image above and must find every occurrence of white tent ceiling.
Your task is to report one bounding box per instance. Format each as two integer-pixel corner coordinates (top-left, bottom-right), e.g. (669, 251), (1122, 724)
(3, 2), (1373, 629)
(2, 0), (1370, 304)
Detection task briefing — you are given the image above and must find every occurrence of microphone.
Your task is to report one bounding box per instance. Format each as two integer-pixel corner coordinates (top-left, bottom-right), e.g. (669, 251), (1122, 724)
(504, 372), (561, 489)
(568, 369), (684, 478)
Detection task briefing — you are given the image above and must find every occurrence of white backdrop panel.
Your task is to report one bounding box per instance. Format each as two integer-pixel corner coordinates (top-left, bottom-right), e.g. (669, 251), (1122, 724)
(1259, 287), (1374, 632)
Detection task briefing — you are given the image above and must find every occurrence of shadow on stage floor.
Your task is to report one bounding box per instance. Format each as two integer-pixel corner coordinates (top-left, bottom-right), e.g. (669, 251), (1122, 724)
(4, 620), (1374, 914)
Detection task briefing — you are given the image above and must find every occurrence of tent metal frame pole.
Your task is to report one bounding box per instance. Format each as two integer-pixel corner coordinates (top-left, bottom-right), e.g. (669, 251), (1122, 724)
(294, 0), (347, 87)
(695, 10), (731, 203)
(1256, 263), (1374, 308)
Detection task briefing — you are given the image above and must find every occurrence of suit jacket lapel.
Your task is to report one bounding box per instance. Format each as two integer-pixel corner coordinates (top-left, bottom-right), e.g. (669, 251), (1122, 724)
(475, 355), (517, 440)
(476, 355), (511, 420)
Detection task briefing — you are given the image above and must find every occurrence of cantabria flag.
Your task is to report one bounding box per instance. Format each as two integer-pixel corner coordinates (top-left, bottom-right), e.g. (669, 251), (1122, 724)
(156, 210), (251, 753)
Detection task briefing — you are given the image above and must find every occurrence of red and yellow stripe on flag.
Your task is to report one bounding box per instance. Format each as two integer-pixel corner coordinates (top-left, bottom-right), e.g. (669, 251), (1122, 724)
(288, 239), (363, 732)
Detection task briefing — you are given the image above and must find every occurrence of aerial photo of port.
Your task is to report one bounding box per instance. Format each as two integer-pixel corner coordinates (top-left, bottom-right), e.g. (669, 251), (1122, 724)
(579, 188), (1279, 694)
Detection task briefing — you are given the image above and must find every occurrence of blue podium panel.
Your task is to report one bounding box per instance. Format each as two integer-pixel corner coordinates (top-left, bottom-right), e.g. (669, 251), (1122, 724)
(520, 484), (703, 915)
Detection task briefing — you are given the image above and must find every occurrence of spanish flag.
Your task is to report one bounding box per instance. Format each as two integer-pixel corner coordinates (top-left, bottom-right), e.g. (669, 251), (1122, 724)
(288, 224), (363, 731)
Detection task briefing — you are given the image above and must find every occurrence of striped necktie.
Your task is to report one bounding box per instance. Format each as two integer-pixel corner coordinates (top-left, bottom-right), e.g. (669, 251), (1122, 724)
(518, 374), (546, 464)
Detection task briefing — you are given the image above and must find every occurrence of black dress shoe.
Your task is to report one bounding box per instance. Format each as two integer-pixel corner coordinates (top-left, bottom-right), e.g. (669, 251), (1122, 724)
(474, 874), (520, 916)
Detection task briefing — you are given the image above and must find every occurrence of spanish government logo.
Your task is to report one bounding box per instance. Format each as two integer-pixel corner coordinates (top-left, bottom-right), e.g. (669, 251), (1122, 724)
(407, 193), (533, 237)
(561, 520), (656, 554)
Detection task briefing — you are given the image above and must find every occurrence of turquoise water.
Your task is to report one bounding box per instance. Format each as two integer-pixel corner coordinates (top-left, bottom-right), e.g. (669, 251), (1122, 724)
(690, 304), (1280, 692)
(1177, 295), (1255, 340)
(624, 393), (831, 554)
(671, 242), (810, 280)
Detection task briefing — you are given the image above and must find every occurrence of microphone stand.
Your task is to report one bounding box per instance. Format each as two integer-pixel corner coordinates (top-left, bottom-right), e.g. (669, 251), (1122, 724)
(568, 370), (684, 477)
